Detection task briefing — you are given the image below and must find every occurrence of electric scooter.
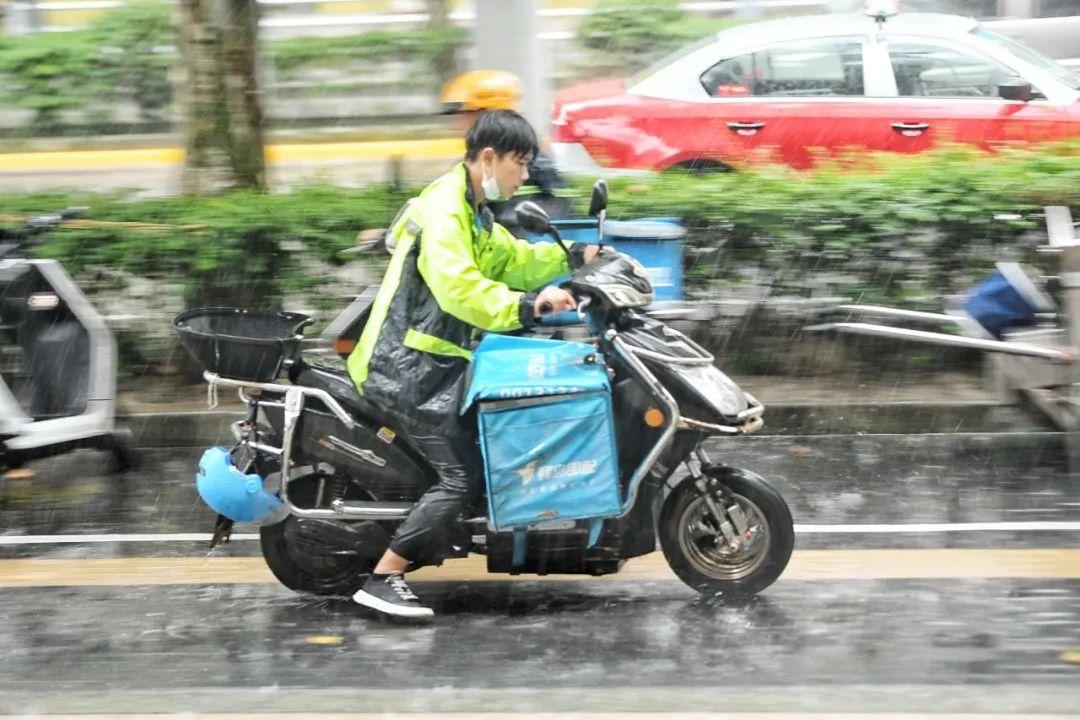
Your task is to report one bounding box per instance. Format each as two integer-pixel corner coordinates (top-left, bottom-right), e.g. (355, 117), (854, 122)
(178, 183), (793, 600)
(0, 209), (132, 473)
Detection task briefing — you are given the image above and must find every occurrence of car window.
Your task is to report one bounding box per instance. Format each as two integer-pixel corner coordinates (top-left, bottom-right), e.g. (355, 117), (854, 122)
(700, 38), (865, 98)
(971, 26), (1080, 91)
(628, 34), (720, 88)
(888, 42), (1020, 98)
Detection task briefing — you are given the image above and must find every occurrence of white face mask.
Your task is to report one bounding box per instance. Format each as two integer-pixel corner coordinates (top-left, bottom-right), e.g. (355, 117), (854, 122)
(481, 164), (503, 201)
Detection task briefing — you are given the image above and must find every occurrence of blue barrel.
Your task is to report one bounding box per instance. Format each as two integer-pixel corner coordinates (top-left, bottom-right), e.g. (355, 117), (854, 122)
(602, 219), (685, 302)
(524, 218), (686, 324)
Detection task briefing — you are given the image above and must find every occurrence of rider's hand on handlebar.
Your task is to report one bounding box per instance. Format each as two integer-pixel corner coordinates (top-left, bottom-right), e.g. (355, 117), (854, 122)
(535, 286), (576, 317)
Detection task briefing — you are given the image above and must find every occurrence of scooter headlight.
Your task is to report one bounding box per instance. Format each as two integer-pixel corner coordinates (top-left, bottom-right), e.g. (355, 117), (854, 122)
(673, 363), (749, 418)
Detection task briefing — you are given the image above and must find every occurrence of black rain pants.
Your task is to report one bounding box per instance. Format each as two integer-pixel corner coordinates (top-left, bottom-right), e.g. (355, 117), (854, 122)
(386, 412), (482, 565)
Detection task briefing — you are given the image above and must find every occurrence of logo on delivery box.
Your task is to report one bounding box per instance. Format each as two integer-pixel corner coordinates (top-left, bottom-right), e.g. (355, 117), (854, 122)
(516, 458), (598, 486)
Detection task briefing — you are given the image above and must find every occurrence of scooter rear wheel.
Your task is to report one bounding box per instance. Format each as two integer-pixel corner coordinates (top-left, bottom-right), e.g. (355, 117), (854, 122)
(260, 470), (382, 596)
(659, 465), (793, 598)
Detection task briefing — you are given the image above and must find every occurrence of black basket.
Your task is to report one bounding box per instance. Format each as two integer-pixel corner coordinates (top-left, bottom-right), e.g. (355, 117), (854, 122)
(173, 307), (313, 382)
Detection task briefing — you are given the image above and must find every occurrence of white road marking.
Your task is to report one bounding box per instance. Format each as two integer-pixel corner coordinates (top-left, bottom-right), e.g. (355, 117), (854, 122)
(794, 522), (1080, 533)
(2, 521), (1079, 546)
(0, 533), (262, 545)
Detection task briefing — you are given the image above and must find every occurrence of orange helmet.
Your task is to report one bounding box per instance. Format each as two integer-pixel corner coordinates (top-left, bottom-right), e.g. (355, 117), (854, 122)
(440, 70), (522, 113)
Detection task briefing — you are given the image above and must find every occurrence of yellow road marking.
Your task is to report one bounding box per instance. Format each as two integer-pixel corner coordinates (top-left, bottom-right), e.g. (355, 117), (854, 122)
(305, 635), (345, 645)
(0, 138), (464, 172)
(1, 549), (1079, 588)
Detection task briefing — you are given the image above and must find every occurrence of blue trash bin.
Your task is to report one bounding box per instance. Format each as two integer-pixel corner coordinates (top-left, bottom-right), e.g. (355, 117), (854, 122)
(524, 218), (686, 324)
(602, 219), (685, 302)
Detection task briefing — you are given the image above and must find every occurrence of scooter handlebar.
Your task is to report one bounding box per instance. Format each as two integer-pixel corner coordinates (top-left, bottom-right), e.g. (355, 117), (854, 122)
(536, 293), (592, 322)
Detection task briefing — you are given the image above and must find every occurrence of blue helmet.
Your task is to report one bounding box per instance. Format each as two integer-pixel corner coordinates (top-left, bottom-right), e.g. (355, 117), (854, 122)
(196, 446), (286, 525)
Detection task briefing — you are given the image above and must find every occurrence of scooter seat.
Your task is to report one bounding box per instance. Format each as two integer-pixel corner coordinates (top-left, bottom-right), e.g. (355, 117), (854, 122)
(288, 357), (380, 423)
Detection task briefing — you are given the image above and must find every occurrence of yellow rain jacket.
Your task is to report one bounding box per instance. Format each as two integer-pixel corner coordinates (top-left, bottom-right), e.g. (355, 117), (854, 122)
(347, 163), (570, 428)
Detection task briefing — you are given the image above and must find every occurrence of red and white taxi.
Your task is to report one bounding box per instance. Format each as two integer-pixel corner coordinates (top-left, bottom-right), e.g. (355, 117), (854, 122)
(549, 10), (1080, 172)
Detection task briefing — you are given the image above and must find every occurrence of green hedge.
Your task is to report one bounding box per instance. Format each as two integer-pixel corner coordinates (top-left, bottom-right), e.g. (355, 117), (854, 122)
(3, 141), (1078, 310)
(590, 140), (1080, 304)
(270, 28), (466, 79)
(576, 0), (746, 76)
(0, 1), (173, 131)
(0, 0), (749, 132)
(0, 1), (464, 132)
(1, 184), (411, 308)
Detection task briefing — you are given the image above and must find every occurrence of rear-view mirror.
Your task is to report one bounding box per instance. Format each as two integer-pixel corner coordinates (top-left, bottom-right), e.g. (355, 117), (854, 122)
(588, 180), (608, 218)
(515, 201), (552, 235)
(998, 80), (1034, 102)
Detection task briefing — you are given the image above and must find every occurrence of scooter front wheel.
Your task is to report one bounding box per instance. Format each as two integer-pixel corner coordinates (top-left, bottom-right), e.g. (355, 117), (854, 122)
(659, 465), (793, 597)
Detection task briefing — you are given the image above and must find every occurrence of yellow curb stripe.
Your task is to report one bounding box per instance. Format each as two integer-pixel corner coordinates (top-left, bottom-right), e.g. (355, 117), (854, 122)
(314, 0), (395, 15)
(266, 138), (463, 164)
(0, 148), (184, 172)
(0, 138), (464, 172)
(1, 549), (1079, 588)
(43, 8), (107, 26)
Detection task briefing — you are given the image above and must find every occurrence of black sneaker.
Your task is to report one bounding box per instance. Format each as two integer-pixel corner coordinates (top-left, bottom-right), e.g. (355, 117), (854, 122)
(352, 573), (433, 619)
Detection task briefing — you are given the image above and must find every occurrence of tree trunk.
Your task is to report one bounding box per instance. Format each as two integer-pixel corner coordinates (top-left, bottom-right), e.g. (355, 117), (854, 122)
(177, 0), (266, 195)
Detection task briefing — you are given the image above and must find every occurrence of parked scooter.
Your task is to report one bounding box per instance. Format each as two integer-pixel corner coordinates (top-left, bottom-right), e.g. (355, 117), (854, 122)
(177, 184), (793, 598)
(0, 210), (133, 473)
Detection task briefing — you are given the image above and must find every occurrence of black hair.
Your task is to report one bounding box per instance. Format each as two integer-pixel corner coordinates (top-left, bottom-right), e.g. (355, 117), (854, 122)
(464, 110), (539, 162)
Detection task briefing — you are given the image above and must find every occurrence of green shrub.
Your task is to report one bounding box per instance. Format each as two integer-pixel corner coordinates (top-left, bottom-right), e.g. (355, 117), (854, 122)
(0, 1), (173, 130)
(90, 0), (175, 119)
(0, 32), (106, 130)
(3, 141), (1078, 312)
(1, 184), (413, 307)
(270, 27), (466, 82)
(0, 3), (466, 133)
(576, 140), (1080, 304)
(576, 0), (745, 76)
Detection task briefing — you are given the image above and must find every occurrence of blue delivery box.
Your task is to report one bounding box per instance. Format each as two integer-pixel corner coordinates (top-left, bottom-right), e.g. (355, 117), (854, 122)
(463, 334), (622, 532)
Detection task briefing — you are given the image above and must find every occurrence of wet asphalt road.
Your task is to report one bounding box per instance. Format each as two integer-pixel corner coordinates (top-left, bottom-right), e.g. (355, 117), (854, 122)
(1, 432), (1079, 715)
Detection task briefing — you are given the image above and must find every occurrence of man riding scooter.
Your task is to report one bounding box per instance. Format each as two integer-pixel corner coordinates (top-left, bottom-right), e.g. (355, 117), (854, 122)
(440, 70), (572, 235)
(347, 110), (601, 619)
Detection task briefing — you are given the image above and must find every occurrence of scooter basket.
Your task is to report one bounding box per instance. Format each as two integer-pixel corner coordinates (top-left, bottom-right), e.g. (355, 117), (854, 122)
(173, 307), (312, 382)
